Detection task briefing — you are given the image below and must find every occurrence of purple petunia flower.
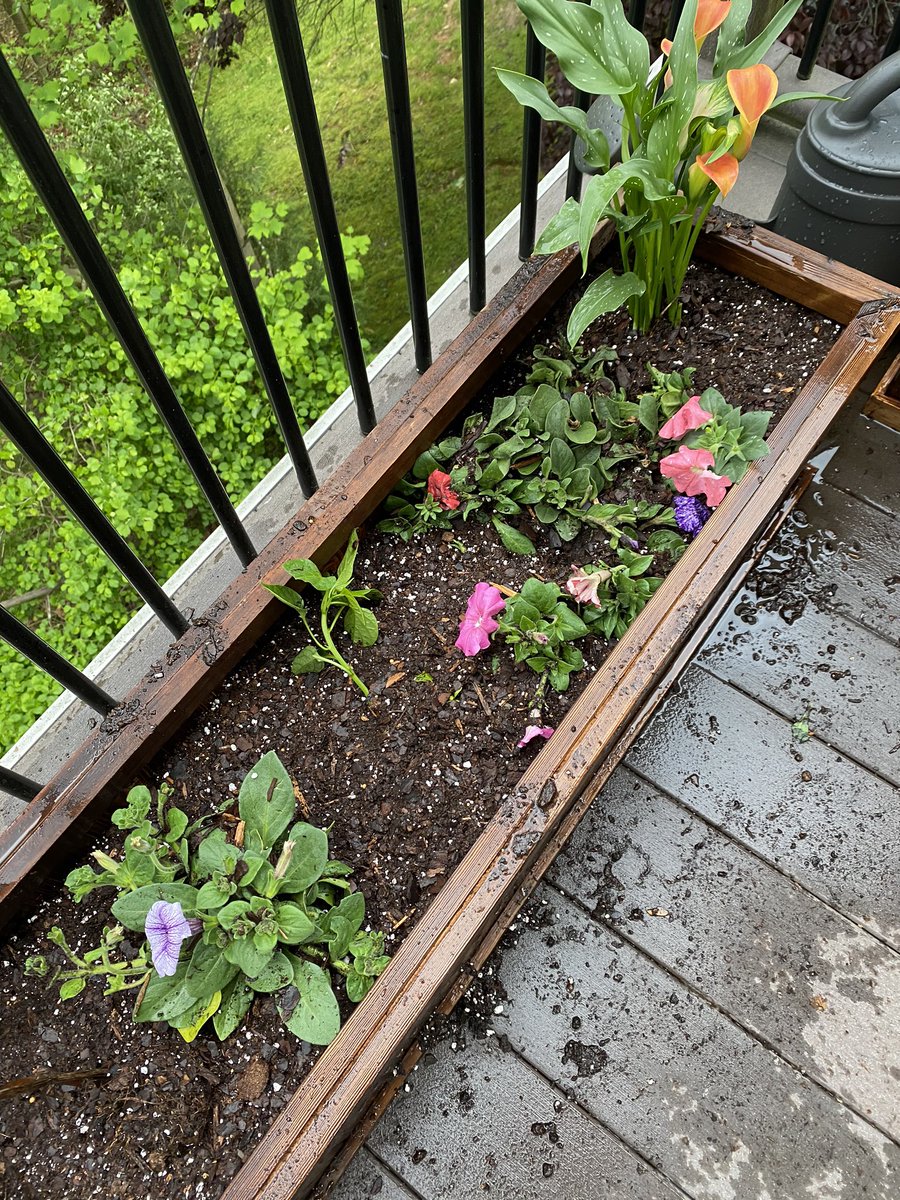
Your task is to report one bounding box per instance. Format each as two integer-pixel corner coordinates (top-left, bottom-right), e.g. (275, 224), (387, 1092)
(517, 724), (555, 748)
(673, 495), (712, 537)
(145, 900), (200, 977)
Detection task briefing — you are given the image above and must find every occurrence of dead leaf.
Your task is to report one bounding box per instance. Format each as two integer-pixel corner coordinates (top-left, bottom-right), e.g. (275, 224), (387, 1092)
(235, 1057), (269, 1101)
(234, 820), (245, 849)
(292, 780), (309, 818)
(645, 907), (670, 918)
(386, 671), (407, 688)
(810, 995), (828, 1012)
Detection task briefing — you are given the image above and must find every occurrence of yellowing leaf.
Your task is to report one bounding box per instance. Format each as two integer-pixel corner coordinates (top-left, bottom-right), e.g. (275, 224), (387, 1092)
(176, 991), (222, 1043)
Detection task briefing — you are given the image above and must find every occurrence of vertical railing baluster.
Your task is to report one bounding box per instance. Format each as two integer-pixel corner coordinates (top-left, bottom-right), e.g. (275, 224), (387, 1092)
(629, 0), (648, 33)
(798, 0), (836, 79)
(0, 605), (117, 715)
(375, 0), (433, 372)
(0, 764), (41, 803)
(565, 88), (591, 202)
(0, 49), (257, 568)
(0, 379), (188, 639)
(125, 0), (318, 496)
(518, 23), (546, 260)
(461, 0), (486, 314)
(881, 7), (900, 58)
(263, 0), (377, 435)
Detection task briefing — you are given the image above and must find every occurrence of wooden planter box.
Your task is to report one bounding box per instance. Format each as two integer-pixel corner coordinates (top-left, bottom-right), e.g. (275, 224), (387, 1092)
(2, 223), (898, 1199)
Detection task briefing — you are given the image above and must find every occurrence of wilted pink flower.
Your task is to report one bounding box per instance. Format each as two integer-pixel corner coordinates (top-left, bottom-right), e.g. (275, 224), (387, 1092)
(566, 565), (610, 607)
(659, 446), (731, 508)
(145, 900), (201, 977)
(658, 395), (713, 440)
(517, 725), (554, 748)
(455, 582), (505, 656)
(427, 470), (460, 510)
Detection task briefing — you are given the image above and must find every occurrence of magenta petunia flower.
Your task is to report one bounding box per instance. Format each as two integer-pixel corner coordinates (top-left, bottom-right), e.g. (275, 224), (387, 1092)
(659, 446), (731, 507)
(566, 565), (610, 607)
(145, 900), (200, 977)
(455, 583), (506, 657)
(517, 725), (555, 748)
(658, 395), (713, 440)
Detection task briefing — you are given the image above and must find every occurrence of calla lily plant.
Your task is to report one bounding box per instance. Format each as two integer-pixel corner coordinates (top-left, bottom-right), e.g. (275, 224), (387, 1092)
(498, 0), (834, 335)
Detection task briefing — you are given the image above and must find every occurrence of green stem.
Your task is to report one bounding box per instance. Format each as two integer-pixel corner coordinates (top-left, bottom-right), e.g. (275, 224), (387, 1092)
(320, 600), (368, 697)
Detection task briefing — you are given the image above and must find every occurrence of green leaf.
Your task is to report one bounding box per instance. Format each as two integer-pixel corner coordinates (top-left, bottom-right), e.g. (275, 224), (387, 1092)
(238, 751), (295, 852)
(567, 271), (646, 347)
(247, 949), (294, 993)
(111, 785), (152, 830)
(184, 942), (239, 1000)
(723, 0), (804, 70)
(519, 578), (559, 615)
(346, 970), (375, 1004)
(194, 829), (239, 879)
(264, 582), (308, 616)
(535, 197), (588, 255)
(336, 530), (359, 589)
(514, 0), (639, 94)
(279, 959), (341, 1045)
(59, 977), (86, 1000)
(274, 902), (319, 944)
(549, 437), (576, 481)
(495, 72), (609, 170)
(212, 976), (254, 1040)
(492, 517), (536, 557)
(638, 393), (659, 436)
(165, 808), (189, 842)
(342, 601), (378, 647)
(275, 822), (329, 893)
(110, 883), (199, 933)
(292, 646), (327, 674)
(281, 558), (328, 589)
(223, 935), (274, 979)
(135, 965), (193, 1023)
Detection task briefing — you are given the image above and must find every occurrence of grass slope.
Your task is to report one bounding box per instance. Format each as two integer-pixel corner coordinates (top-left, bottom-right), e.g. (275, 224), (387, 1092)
(203, 0), (528, 349)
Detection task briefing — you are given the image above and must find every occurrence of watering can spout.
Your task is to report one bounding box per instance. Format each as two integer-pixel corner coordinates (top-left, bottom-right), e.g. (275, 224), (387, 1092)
(771, 51), (900, 284)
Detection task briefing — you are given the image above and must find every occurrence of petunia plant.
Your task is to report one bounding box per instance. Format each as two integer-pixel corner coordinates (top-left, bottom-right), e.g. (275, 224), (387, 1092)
(498, 0), (835, 334)
(26, 752), (389, 1046)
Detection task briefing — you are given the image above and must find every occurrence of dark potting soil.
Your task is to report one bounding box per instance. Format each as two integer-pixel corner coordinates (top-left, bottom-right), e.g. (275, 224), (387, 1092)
(0, 250), (840, 1200)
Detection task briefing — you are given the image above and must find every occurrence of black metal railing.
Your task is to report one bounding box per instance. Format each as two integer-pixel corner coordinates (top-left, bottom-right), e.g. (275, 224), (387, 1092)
(0, 0), (894, 803)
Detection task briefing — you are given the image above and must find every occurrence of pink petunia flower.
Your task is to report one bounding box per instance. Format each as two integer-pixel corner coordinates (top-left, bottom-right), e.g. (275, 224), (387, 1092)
(427, 470), (460, 510)
(455, 582), (506, 656)
(517, 725), (555, 748)
(659, 446), (731, 508)
(566, 565), (611, 607)
(658, 395), (713, 440)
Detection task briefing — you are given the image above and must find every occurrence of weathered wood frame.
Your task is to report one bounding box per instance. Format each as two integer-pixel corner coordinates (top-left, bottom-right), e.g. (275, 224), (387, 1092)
(1, 224), (898, 1199)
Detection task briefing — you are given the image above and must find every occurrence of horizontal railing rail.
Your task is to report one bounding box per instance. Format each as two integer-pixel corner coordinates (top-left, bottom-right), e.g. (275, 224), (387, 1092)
(0, 0), (892, 802)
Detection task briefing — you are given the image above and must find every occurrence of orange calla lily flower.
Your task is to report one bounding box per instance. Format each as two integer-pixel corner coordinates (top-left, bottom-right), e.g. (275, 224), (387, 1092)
(727, 64), (779, 158)
(695, 0), (731, 44)
(690, 150), (739, 199)
(727, 64), (779, 123)
(662, 1), (731, 55)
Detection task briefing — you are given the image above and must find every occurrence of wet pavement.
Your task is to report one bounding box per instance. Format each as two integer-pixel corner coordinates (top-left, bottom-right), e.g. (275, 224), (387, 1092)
(332, 404), (900, 1200)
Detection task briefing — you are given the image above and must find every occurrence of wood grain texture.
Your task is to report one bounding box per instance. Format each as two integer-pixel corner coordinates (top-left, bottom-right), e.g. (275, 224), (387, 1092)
(220, 303), (900, 1200)
(0, 229), (896, 1200)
